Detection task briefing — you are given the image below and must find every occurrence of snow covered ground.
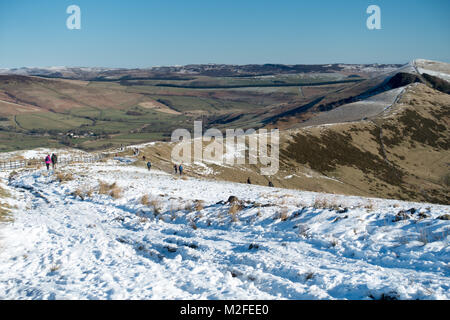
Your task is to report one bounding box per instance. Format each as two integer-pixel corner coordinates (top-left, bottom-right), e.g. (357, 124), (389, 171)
(415, 59), (450, 82)
(0, 147), (90, 161)
(0, 161), (449, 300)
(300, 86), (407, 127)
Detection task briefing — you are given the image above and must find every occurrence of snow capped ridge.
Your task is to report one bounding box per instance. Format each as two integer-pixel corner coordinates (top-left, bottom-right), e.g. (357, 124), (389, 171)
(0, 66), (123, 75)
(413, 59), (450, 82)
(414, 58), (443, 64)
(0, 160), (448, 300)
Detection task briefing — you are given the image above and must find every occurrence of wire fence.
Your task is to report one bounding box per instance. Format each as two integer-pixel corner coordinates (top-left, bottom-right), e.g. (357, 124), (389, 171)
(0, 153), (108, 171)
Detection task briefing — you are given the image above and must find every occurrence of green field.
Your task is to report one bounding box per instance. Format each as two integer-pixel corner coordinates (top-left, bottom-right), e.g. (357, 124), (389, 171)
(15, 112), (93, 131)
(0, 131), (60, 152)
(120, 73), (351, 88)
(2, 104), (189, 151)
(146, 94), (263, 113)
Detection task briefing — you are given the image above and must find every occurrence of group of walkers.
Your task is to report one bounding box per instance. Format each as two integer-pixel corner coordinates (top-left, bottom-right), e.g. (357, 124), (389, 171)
(142, 155), (183, 176)
(173, 164), (183, 175)
(44, 153), (58, 171)
(44, 148), (273, 187)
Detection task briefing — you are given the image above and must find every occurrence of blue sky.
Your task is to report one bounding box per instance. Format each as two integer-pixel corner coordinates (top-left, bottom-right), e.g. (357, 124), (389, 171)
(0, 0), (449, 68)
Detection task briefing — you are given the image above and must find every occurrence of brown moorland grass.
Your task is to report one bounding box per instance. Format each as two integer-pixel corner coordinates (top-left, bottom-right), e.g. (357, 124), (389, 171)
(229, 203), (243, 222)
(194, 200), (205, 211)
(98, 181), (117, 195)
(98, 181), (122, 199)
(72, 186), (94, 200)
(0, 185), (9, 198)
(277, 207), (290, 221)
(141, 194), (150, 206)
(0, 186), (12, 222)
(110, 187), (122, 199)
(56, 172), (74, 183)
(149, 197), (162, 215)
(140, 194), (163, 214)
(0, 204), (12, 222)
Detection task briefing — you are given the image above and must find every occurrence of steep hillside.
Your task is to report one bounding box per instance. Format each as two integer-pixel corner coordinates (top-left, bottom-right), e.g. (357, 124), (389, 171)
(130, 84), (448, 205)
(266, 59), (450, 129)
(281, 84), (449, 204)
(0, 75), (147, 114)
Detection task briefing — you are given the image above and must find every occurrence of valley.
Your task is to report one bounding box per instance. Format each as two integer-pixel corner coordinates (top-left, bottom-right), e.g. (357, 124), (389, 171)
(0, 59), (449, 205)
(0, 63), (401, 152)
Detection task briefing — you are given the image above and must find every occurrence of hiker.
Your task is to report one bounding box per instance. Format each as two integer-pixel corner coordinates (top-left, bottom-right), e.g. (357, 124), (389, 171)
(51, 153), (58, 170)
(268, 181), (274, 187)
(174, 164), (178, 174)
(44, 154), (51, 171)
(247, 177), (252, 184)
(179, 164), (183, 176)
(146, 161), (152, 171)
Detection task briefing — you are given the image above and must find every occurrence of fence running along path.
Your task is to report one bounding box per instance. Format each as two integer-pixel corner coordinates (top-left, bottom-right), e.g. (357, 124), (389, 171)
(0, 153), (107, 171)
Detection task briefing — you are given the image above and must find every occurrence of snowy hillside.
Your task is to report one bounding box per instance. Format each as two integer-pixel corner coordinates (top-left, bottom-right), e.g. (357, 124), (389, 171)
(0, 160), (449, 300)
(415, 59), (450, 82)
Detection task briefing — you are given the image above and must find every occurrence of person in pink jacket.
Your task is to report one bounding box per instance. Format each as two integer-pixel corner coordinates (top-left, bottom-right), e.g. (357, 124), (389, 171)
(44, 154), (51, 171)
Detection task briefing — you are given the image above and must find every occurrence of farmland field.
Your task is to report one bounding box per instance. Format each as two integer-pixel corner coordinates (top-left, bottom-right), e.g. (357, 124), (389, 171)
(15, 112), (93, 130)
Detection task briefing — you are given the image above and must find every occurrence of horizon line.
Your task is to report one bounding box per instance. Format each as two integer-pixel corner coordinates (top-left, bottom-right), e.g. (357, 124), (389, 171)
(0, 61), (417, 70)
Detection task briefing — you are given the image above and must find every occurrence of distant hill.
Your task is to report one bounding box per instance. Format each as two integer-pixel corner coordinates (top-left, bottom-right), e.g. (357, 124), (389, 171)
(0, 63), (403, 80)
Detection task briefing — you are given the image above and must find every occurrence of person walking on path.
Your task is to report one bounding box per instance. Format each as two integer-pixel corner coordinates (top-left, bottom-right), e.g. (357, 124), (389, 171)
(44, 154), (51, 171)
(146, 161), (152, 171)
(174, 164), (178, 174)
(51, 153), (58, 170)
(178, 164), (183, 176)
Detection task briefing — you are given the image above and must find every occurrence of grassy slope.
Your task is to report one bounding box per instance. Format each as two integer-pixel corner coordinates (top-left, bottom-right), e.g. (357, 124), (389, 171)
(134, 84), (449, 205)
(281, 84), (449, 204)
